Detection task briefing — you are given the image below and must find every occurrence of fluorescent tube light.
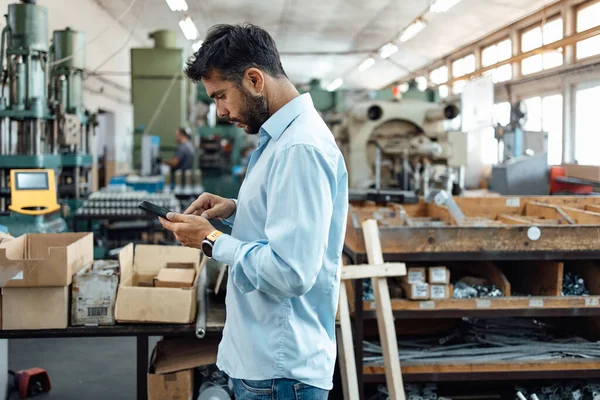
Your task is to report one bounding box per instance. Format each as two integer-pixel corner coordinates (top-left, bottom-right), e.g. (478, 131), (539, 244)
(429, 0), (461, 13)
(379, 43), (398, 59)
(166, 0), (188, 11)
(399, 18), (426, 43)
(326, 78), (343, 92)
(358, 57), (376, 71)
(192, 40), (203, 52)
(179, 16), (198, 40)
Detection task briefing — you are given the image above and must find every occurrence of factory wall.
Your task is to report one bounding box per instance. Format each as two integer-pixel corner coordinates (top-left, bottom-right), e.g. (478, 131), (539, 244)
(0, 0), (151, 175)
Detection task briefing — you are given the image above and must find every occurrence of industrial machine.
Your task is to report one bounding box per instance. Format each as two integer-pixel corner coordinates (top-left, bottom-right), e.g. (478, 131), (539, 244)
(490, 101), (549, 195)
(0, 0), (67, 234)
(334, 99), (466, 199)
(49, 27), (97, 211)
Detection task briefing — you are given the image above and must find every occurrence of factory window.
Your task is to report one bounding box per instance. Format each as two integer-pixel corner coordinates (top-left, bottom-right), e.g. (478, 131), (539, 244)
(576, 1), (600, 59)
(575, 84), (600, 165)
(452, 79), (466, 95)
(415, 76), (428, 91)
(493, 102), (511, 127)
(439, 84), (449, 99)
(452, 54), (476, 78)
(481, 39), (513, 83)
(430, 66), (449, 85)
(521, 18), (564, 75)
(522, 94), (563, 165)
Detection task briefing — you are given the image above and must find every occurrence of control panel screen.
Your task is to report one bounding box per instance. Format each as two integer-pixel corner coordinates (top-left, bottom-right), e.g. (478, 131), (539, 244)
(15, 172), (49, 190)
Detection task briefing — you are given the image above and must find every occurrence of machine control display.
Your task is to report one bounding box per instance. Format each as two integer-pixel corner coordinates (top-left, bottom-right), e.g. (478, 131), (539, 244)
(15, 172), (49, 190)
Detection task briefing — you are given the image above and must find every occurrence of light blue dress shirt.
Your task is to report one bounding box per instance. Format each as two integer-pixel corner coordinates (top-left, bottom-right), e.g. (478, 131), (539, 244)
(212, 93), (348, 390)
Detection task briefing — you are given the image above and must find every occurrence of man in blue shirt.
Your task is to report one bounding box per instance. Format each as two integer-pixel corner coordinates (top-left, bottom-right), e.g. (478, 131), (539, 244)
(159, 24), (348, 399)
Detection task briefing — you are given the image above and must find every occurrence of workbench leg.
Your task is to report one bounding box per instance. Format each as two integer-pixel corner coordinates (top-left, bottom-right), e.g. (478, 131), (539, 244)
(137, 335), (149, 400)
(354, 278), (365, 400)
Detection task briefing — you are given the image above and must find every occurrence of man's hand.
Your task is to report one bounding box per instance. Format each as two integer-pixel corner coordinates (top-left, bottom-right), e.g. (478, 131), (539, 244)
(159, 212), (216, 249)
(184, 192), (236, 220)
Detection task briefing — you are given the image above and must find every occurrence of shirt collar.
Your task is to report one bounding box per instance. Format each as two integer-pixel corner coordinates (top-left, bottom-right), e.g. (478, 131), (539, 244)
(260, 93), (314, 141)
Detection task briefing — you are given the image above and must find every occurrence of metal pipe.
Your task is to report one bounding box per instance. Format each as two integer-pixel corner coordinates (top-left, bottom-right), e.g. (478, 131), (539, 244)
(375, 146), (381, 190)
(0, 25), (8, 99)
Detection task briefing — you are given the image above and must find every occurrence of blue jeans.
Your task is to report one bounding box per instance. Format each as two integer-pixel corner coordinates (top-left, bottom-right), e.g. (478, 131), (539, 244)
(231, 378), (329, 400)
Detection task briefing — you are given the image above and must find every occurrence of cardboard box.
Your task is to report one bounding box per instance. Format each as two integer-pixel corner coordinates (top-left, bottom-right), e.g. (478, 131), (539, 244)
(429, 266), (450, 284)
(562, 164), (600, 182)
(400, 267), (426, 284)
(148, 338), (219, 400)
(71, 261), (119, 326)
(0, 233), (93, 287)
(401, 282), (429, 300)
(2, 286), (69, 330)
(155, 267), (196, 288)
(115, 244), (201, 323)
(430, 284), (453, 300)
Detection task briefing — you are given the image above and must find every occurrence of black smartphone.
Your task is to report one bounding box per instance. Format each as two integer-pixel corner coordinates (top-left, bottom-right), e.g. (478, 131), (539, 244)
(138, 201), (171, 219)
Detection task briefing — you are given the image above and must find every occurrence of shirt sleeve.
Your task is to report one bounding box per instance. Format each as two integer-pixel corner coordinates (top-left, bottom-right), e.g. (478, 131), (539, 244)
(221, 199), (238, 227)
(212, 144), (336, 298)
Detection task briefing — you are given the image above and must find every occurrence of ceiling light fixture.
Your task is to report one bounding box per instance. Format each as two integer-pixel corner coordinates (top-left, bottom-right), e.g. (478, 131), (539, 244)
(429, 0), (461, 13)
(399, 18), (427, 42)
(358, 57), (376, 71)
(379, 43), (398, 59)
(326, 78), (343, 92)
(165, 0), (188, 11)
(192, 40), (203, 52)
(179, 16), (198, 40)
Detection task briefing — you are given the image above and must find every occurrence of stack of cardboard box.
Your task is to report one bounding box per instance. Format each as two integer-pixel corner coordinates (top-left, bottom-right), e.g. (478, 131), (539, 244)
(0, 233), (93, 330)
(401, 266), (453, 301)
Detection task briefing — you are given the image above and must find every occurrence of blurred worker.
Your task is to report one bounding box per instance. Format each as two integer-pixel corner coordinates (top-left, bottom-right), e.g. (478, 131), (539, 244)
(164, 127), (195, 172)
(158, 24), (348, 399)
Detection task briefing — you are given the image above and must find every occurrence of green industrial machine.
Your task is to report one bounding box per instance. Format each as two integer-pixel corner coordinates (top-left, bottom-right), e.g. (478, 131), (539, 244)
(0, 0), (67, 235)
(131, 30), (187, 168)
(49, 27), (97, 218)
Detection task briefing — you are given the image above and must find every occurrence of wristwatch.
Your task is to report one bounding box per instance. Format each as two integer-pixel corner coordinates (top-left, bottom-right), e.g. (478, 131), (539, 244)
(201, 230), (223, 258)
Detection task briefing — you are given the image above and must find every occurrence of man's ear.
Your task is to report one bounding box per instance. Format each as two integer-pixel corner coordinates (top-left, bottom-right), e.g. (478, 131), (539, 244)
(243, 68), (265, 95)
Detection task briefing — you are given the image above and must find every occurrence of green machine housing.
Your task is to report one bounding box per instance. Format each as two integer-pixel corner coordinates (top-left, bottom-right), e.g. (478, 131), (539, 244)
(0, 1), (66, 235)
(131, 30), (187, 168)
(50, 27), (97, 216)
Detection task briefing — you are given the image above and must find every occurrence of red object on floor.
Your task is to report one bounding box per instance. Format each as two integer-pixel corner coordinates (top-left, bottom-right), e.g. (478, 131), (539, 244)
(550, 165), (593, 194)
(16, 368), (51, 398)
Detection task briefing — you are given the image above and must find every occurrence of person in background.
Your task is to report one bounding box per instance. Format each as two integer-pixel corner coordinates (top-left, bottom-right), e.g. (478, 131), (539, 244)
(164, 127), (195, 172)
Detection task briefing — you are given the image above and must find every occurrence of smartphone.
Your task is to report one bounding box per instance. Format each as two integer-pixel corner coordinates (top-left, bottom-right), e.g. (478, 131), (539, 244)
(138, 201), (172, 219)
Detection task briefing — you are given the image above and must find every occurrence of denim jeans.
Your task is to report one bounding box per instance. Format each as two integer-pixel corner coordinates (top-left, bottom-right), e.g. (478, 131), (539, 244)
(231, 378), (329, 400)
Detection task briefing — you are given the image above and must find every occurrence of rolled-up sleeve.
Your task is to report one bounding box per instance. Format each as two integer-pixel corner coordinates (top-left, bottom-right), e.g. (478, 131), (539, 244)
(212, 144), (336, 298)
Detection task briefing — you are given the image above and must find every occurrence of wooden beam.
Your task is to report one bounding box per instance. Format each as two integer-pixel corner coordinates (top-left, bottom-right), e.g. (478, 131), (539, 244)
(525, 202), (575, 224)
(585, 204), (600, 214)
(497, 214), (534, 225)
(337, 280), (360, 400)
(362, 219), (406, 400)
(561, 206), (600, 225)
(341, 263), (407, 280)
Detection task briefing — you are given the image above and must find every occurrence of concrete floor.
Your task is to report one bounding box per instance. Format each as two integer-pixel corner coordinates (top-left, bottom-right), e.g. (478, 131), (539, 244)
(8, 337), (159, 400)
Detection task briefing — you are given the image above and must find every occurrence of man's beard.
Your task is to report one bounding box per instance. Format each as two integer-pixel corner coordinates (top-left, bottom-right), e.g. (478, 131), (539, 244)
(233, 88), (270, 135)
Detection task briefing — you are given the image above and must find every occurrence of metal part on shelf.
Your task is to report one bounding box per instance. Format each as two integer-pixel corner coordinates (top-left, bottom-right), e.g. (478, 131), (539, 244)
(75, 189), (181, 217)
(424, 190), (466, 225)
(562, 272), (590, 297)
(363, 318), (600, 367)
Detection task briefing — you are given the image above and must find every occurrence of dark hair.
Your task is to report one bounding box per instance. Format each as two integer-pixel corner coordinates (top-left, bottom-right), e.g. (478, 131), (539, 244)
(185, 24), (287, 84)
(177, 127), (191, 139)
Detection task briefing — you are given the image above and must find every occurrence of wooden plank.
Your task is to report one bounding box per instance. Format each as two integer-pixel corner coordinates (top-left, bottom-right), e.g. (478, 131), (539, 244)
(337, 281), (360, 400)
(586, 204), (600, 213)
(364, 359), (600, 375)
(502, 261), (563, 296)
(525, 202), (575, 224)
(341, 263), (407, 280)
(497, 214), (534, 225)
(345, 225), (600, 255)
(363, 295), (600, 311)
(560, 206), (600, 225)
(362, 219), (405, 400)
(214, 263), (227, 295)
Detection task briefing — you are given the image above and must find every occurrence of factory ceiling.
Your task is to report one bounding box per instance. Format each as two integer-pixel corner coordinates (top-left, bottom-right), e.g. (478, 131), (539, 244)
(98, 0), (553, 90)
